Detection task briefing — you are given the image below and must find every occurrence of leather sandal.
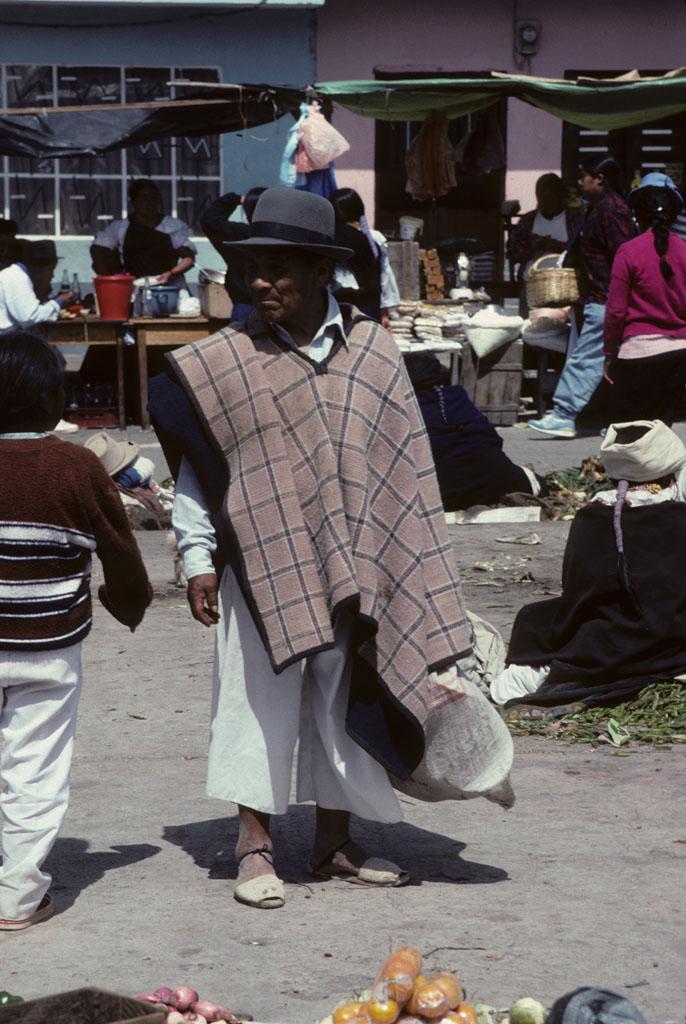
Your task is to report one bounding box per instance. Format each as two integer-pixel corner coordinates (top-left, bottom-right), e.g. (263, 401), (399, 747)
(233, 847), (285, 910)
(310, 839), (410, 887)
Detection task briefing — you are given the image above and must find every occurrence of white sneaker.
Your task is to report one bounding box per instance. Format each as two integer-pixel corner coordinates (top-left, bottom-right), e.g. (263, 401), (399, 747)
(53, 418), (79, 434)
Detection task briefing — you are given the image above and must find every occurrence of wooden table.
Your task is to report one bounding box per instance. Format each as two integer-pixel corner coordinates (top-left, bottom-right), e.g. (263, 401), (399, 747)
(132, 316), (223, 429)
(47, 315), (223, 430)
(394, 338), (463, 385)
(45, 318), (127, 429)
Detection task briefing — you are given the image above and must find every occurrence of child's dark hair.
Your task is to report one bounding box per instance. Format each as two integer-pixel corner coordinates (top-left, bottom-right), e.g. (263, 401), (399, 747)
(631, 186), (680, 282)
(329, 187), (365, 224)
(0, 331), (65, 429)
(579, 155), (625, 194)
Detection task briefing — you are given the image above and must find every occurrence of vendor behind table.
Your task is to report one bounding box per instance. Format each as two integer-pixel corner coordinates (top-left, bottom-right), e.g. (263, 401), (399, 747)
(90, 178), (196, 287)
(0, 238), (76, 329)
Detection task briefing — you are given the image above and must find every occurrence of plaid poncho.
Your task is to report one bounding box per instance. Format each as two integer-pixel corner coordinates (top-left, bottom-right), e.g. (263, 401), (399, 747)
(167, 308), (471, 777)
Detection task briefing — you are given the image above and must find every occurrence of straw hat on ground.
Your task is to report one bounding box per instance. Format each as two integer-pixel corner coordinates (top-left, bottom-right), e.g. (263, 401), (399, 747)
(84, 432), (140, 477)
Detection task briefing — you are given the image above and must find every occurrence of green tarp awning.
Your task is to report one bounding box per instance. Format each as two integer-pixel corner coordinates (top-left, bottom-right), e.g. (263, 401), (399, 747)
(315, 71), (686, 129)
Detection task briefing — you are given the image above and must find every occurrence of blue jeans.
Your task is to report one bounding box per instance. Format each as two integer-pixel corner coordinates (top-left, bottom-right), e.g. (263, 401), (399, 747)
(553, 302), (606, 420)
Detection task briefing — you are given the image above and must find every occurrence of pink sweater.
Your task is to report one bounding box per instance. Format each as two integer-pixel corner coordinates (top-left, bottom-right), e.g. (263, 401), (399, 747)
(603, 230), (686, 357)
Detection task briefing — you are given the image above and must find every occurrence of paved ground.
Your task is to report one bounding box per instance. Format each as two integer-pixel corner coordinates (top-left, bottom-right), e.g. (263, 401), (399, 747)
(1, 536), (684, 1019)
(0, 428), (684, 1020)
(61, 421), (686, 482)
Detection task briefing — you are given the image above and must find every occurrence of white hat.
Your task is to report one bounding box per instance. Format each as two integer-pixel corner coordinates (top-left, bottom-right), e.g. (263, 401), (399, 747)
(600, 420), (686, 482)
(84, 432), (140, 477)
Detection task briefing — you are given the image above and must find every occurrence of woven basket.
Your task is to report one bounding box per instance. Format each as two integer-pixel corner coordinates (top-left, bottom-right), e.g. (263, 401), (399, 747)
(526, 254), (579, 308)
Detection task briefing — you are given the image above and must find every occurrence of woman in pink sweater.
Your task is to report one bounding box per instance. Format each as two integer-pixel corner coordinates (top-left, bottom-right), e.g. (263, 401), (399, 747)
(604, 173), (686, 425)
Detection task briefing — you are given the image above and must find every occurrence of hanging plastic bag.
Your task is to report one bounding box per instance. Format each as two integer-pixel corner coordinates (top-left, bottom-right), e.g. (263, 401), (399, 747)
(296, 108), (350, 172)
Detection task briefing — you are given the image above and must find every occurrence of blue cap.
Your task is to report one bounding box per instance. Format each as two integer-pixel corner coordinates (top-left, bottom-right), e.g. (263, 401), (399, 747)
(628, 172), (684, 211)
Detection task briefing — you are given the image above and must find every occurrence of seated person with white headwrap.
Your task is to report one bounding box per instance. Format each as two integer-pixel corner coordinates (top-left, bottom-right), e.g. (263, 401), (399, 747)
(491, 420), (686, 709)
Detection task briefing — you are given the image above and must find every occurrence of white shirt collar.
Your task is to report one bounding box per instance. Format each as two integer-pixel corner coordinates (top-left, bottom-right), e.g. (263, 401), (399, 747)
(272, 292), (348, 353)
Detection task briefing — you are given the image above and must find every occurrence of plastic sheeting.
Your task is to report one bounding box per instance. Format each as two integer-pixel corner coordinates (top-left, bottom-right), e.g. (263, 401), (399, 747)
(0, 86), (300, 159)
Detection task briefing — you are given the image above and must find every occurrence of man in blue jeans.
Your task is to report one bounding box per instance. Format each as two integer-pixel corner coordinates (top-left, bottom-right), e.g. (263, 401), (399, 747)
(529, 157), (635, 438)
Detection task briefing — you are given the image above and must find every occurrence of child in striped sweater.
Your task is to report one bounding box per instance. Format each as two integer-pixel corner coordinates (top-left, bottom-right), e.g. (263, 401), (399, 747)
(0, 331), (152, 930)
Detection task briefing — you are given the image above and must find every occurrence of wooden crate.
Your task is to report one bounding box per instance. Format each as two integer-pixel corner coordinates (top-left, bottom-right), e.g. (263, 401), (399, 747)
(0, 989), (165, 1024)
(460, 339), (523, 426)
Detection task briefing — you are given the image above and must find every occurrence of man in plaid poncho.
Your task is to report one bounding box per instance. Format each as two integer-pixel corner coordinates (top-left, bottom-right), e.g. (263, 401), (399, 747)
(151, 189), (471, 910)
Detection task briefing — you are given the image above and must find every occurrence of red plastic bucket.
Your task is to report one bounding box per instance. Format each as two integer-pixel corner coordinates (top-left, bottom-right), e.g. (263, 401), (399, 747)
(93, 275), (135, 319)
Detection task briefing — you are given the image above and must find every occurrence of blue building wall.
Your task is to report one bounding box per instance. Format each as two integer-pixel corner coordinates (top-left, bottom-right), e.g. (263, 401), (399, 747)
(0, 5), (316, 289)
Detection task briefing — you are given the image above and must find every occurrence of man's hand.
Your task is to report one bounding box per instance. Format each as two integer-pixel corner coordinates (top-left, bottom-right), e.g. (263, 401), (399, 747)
(157, 271), (173, 285)
(187, 573), (219, 626)
(603, 357), (615, 385)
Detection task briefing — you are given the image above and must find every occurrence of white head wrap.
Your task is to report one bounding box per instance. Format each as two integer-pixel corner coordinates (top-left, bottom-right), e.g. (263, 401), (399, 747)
(601, 420), (686, 482)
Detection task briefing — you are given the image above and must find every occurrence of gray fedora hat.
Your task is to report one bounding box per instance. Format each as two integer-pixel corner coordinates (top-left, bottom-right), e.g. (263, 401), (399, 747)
(223, 187), (353, 260)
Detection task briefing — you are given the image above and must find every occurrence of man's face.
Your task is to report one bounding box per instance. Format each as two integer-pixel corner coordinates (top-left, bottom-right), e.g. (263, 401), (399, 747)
(244, 248), (328, 324)
(578, 172), (604, 199)
(537, 183), (565, 219)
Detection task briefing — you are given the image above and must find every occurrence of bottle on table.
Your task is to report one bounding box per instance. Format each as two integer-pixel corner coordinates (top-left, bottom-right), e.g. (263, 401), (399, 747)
(71, 273), (81, 303)
(59, 269), (70, 293)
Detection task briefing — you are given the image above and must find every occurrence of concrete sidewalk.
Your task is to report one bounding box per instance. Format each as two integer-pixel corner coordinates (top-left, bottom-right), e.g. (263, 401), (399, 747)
(0, 533), (683, 1020)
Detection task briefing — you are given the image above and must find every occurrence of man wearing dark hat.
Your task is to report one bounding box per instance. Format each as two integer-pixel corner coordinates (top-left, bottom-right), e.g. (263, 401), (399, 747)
(0, 239), (78, 432)
(150, 188), (472, 910)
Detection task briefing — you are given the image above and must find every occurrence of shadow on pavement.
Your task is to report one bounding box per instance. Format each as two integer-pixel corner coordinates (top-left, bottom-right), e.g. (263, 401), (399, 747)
(46, 839), (161, 911)
(163, 807), (508, 886)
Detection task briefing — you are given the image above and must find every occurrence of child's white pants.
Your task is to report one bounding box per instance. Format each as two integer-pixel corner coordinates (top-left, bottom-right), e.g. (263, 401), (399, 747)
(0, 644), (82, 920)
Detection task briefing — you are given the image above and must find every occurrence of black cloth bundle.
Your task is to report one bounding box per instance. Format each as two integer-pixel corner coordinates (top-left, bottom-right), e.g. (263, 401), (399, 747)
(506, 501), (686, 707)
(407, 354), (533, 511)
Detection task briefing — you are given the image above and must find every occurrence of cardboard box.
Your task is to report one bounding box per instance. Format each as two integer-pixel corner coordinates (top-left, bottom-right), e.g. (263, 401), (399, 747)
(199, 280), (233, 320)
(0, 988), (165, 1024)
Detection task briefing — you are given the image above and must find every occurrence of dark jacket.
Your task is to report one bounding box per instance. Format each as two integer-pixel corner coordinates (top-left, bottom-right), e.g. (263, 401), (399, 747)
(200, 192), (251, 304)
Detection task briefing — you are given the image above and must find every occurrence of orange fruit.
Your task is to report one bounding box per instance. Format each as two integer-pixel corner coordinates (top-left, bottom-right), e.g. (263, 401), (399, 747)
(366, 998), (401, 1024)
(392, 948), (423, 976)
(431, 975), (462, 1011)
(381, 970), (415, 1005)
(414, 982), (451, 1020)
(333, 1003), (366, 1024)
(453, 1003), (478, 1024)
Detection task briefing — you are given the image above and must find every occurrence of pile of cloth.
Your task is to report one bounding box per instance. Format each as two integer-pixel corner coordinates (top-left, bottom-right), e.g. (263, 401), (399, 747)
(492, 420), (686, 709)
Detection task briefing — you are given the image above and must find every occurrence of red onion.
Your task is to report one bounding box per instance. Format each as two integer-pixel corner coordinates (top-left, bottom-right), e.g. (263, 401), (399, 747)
(154, 988), (176, 1005)
(167, 1014), (186, 1024)
(135, 995), (168, 1010)
(174, 988), (200, 1012)
(191, 1001), (223, 1022)
(215, 1008), (236, 1023)
(183, 1015), (208, 1024)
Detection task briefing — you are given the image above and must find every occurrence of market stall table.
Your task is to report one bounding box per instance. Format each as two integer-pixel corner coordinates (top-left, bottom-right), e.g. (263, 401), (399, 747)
(45, 318), (127, 430)
(131, 316), (226, 429)
(47, 315), (227, 430)
(394, 337), (463, 385)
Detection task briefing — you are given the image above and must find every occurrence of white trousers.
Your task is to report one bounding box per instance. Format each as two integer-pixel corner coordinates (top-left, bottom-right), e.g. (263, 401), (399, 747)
(0, 644), (82, 919)
(207, 567), (402, 823)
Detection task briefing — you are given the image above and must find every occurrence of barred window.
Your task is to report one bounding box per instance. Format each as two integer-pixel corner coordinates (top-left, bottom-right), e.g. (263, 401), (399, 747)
(0, 63), (222, 237)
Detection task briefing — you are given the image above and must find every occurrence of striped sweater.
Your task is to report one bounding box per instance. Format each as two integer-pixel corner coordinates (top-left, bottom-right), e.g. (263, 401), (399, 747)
(0, 435), (152, 651)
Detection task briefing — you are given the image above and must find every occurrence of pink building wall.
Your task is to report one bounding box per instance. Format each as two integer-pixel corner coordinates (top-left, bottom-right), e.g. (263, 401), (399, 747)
(316, 0), (686, 224)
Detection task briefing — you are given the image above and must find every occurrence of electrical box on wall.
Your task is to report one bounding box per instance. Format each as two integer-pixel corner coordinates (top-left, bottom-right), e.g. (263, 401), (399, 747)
(515, 19), (542, 57)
